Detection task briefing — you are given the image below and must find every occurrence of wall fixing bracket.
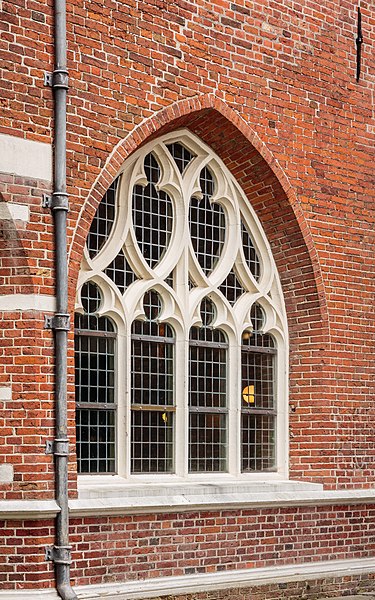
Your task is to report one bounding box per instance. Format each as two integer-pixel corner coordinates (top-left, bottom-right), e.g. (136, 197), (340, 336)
(45, 438), (69, 457)
(45, 545), (72, 565)
(44, 72), (53, 87)
(44, 314), (71, 331)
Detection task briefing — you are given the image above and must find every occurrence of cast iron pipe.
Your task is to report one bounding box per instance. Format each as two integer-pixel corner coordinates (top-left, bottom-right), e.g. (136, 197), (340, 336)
(51, 0), (77, 598)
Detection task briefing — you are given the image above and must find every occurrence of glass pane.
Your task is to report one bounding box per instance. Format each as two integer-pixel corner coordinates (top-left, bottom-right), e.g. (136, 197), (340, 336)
(166, 142), (195, 173)
(241, 351), (274, 410)
(241, 413), (275, 472)
(219, 268), (245, 304)
(75, 313), (114, 333)
(81, 281), (102, 314)
(165, 270), (174, 288)
(87, 178), (118, 259)
(241, 221), (261, 281)
(189, 167), (225, 275)
(132, 153), (173, 268)
(131, 410), (173, 473)
(75, 336), (115, 404)
(131, 338), (174, 406)
(189, 345), (227, 408)
(105, 249), (137, 294)
(76, 408), (116, 474)
(189, 412), (226, 472)
(242, 303), (275, 348)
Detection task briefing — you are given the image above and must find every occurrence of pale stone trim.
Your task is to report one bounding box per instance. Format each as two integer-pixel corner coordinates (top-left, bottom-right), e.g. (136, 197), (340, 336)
(0, 500), (60, 520)
(0, 294), (56, 312)
(74, 558), (375, 599)
(1, 557), (371, 600)
(0, 593), (59, 600)
(0, 465), (13, 484)
(71, 479), (375, 517)
(0, 202), (29, 222)
(0, 133), (52, 181)
(0, 387), (11, 400)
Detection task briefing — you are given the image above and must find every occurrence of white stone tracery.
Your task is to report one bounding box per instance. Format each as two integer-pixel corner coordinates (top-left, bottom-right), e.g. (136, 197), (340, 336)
(76, 129), (288, 481)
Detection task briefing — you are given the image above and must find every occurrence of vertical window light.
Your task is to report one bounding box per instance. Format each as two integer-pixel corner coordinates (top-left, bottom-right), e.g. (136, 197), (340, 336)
(241, 303), (276, 472)
(131, 290), (175, 473)
(75, 282), (116, 473)
(189, 297), (228, 472)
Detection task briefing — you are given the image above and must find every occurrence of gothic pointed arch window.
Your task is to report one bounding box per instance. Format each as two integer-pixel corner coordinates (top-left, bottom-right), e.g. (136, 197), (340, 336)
(75, 130), (288, 479)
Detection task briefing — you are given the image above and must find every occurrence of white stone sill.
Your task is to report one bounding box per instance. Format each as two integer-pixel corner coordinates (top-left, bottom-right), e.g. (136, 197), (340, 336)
(74, 557), (375, 599)
(0, 500), (60, 520)
(1, 484), (374, 520)
(70, 477), (375, 517)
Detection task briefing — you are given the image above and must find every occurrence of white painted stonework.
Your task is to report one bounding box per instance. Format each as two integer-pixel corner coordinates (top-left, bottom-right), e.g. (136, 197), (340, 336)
(0, 464), (13, 484)
(0, 295), (56, 312)
(0, 202), (29, 222)
(0, 133), (52, 181)
(0, 387), (11, 400)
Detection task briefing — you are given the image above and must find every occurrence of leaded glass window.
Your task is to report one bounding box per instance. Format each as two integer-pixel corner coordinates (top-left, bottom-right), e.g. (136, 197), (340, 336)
(241, 303), (276, 472)
(75, 130), (287, 479)
(75, 281), (116, 474)
(189, 298), (228, 472)
(131, 290), (175, 473)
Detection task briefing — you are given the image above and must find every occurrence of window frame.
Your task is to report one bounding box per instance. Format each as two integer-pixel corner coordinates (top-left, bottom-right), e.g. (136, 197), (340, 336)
(75, 129), (289, 484)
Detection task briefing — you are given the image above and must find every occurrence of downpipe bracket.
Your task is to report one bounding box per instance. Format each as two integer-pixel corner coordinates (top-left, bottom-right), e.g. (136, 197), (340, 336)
(45, 438), (69, 457)
(43, 193), (69, 212)
(52, 68), (69, 90)
(45, 545), (72, 566)
(44, 314), (71, 331)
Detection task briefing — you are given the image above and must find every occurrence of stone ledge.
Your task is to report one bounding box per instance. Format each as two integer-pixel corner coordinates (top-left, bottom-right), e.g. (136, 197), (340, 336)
(74, 557), (375, 599)
(0, 500), (60, 520)
(71, 479), (375, 517)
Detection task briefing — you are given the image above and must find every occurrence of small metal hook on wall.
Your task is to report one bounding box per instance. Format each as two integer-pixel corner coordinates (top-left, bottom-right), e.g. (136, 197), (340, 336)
(356, 5), (363, 82)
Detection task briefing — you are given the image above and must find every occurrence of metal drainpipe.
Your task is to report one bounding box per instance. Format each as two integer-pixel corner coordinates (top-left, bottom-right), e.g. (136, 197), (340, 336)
(46, 0), (77, 597)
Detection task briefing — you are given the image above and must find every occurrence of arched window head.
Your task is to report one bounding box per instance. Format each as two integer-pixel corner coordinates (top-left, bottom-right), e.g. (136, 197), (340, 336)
(75, 130), (288, 480)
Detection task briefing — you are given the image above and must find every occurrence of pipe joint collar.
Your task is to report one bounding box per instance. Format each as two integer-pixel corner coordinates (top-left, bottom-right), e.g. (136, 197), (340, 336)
(53, 68), (69, 90)
(52, 192), (69, 212)
(44, 313), (71, 331)
(45, 437), (70, 457)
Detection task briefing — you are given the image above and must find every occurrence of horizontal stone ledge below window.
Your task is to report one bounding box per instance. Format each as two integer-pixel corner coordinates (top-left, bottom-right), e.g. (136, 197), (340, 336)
(1, 485), (374, 520)
(0, 500), (60, 520)
(71, 479), (375, 517)
(1, 557), (373, 600)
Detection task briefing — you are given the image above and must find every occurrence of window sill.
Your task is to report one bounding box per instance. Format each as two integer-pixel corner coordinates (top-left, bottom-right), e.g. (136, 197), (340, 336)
(70, 476), (375, 517)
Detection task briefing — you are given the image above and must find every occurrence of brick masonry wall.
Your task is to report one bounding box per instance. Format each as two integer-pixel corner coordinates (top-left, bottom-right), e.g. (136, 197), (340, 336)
(1, 504), (374, 589)
(0, 0), (374, 594)
(0, 519), (54, 588)
(0, 0), (374, 495)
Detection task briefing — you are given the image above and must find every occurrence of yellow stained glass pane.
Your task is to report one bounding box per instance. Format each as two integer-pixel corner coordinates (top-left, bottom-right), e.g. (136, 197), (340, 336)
(242, 385), (255, 404)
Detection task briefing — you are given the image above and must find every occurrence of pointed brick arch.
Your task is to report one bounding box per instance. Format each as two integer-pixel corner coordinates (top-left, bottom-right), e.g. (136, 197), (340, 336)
(70, 94), (327, 328)
(69, 96), (330, 480)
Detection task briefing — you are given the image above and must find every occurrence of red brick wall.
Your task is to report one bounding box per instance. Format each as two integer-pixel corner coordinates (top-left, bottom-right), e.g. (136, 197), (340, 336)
(1, 0), (374, 495)
(2, 504), (374, 590)
(0, 519), (54, 588)
(0, 0), (374, 594)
